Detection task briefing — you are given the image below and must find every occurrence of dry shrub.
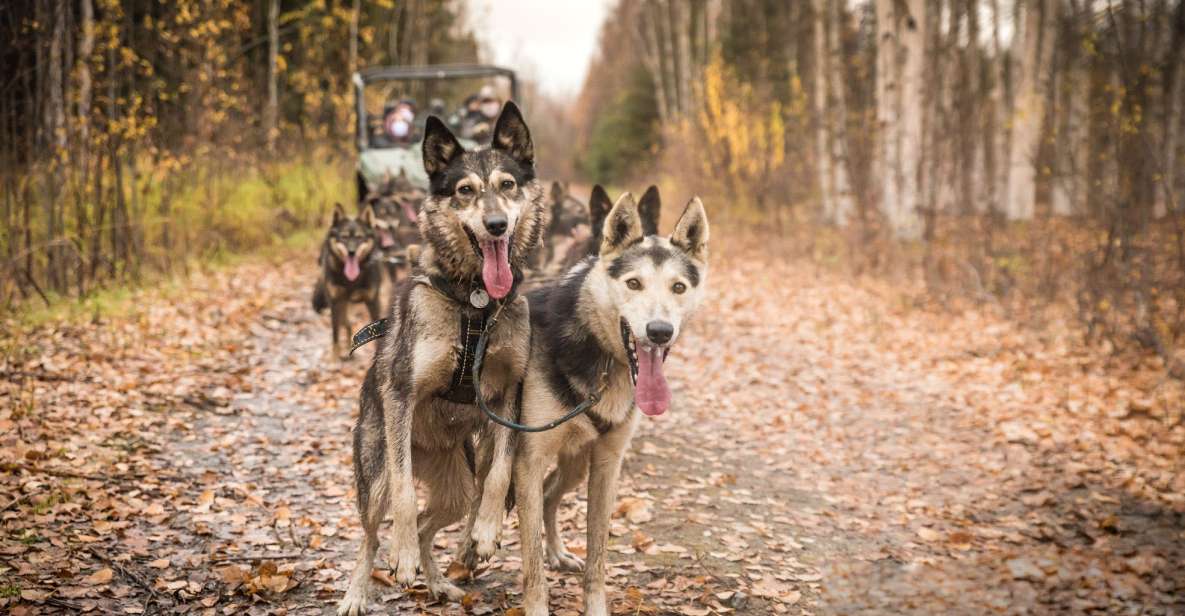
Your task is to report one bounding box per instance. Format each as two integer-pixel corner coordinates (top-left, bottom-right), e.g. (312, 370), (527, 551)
(657, 55), (812, 230)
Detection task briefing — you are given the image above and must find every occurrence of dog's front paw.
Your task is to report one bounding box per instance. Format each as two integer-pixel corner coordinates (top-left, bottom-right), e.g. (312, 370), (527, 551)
(546, 547), (584, 572)
(470, 517), (502, 561)
(337, 584), (370, 616)
(388, 543), (420, 585)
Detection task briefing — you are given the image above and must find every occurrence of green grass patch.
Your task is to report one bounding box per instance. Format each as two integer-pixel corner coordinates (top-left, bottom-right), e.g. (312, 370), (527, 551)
(6, 156), (344, 324)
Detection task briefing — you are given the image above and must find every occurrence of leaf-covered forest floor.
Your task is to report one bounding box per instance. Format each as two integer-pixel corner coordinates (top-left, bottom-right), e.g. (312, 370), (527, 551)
(3, 237), (1185, 615)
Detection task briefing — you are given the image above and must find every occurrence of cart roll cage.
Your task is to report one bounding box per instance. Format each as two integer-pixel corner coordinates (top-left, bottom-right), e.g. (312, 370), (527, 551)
(353, 64), (520, 151)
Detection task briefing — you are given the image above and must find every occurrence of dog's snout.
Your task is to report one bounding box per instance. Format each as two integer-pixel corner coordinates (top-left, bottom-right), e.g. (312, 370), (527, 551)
(483, 213), (508, 237)
(645, 320), (674, 345)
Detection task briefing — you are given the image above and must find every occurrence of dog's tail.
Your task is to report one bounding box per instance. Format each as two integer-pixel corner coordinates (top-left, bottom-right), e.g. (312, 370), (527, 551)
(311, 277), (328, 313)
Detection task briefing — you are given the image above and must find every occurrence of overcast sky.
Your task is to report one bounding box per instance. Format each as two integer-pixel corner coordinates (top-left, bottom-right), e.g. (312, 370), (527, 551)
(469, 0), (614, 100)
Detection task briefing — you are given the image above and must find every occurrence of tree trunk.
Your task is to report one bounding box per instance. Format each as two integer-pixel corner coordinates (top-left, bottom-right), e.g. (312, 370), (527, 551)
(1004, 0), (1057, 220)
(656, 0), (679, 116)
(635, 2), (670, 123)
(813, 0), (835, 223)
(675, 0), (693, 113)
(46, 0), (67, 290)
(877, 0), (925, 240)
(1155, 0), (1185, 217)
(1052, 4), (1087, 216)
(265, 0), (279, 153)
(349, 0), (359, 76)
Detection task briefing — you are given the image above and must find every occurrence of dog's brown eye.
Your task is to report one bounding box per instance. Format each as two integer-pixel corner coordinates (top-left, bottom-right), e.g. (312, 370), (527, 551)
(457, 185), (474, 196)
(672, 282), (687, 295)
(626, 278), (642, 291)
(500, 179), (515, 191)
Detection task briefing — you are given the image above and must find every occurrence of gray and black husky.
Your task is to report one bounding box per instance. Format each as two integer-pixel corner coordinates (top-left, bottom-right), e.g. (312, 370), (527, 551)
(311, 203), (390, 360)
(337, 102), (548, 615)
(491, 186), (710, 615)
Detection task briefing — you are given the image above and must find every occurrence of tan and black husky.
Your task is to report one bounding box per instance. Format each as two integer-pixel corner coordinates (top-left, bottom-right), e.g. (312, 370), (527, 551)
(499, 187), (710, 615)
(337, 102), (549, 615)
(311, 203), (389, 360)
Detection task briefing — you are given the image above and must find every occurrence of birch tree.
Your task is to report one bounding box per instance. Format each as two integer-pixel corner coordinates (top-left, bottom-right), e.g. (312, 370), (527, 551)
(877, 0), (926, 240)
(1004, 0), (1058, 220)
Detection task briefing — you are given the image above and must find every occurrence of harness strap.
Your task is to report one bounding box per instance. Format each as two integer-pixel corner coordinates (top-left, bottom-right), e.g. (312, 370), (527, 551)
(350, 318), (390, 356)
(440, 310), (487, 404)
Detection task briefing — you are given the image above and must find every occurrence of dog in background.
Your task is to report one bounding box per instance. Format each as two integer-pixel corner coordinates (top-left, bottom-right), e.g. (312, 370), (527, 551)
(311, 203), (389, 360)
(362, 169), (425, 282)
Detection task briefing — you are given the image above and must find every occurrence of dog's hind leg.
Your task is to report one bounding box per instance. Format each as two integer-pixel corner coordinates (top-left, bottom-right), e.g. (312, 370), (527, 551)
(544, 449), (590, 572)
(415, 447), (474, 602)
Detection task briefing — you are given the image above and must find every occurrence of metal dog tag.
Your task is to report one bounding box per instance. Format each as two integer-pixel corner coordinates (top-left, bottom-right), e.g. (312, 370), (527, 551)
(469, 289), (490, 309)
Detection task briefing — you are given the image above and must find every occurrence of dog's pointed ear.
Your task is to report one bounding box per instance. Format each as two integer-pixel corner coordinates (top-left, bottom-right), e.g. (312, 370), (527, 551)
(670, 197), (709, 262)
(406, 243), (421, 266)
(422, 116), (463, 178)
(332, 202), (346, 225)
(491, 101), (534, 170)
(588, 185), (612, 254)
(359, 204), (376, 227)
(600, 192), (644, 258)
(638, 185), (661, 236)
(550, 181), (564, 204)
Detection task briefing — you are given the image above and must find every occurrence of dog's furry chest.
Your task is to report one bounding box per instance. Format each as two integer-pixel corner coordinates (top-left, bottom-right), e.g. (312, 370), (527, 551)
(381, 285), (530, 449)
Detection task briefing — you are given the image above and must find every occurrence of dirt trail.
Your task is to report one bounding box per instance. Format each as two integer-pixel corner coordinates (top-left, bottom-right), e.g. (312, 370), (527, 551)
(3, 243), (1184, 615)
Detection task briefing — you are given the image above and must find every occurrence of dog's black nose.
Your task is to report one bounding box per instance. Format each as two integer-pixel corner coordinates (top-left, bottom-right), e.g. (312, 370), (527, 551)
(484, 213), (508, 236)
(645, 320), (674, 345)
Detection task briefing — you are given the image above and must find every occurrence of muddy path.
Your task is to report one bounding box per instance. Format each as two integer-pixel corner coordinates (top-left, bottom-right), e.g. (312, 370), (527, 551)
(3, 243), (1184, 615)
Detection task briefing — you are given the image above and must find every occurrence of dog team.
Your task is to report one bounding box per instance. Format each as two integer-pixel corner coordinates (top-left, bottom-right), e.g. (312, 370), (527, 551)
(312, 102), (711, 615)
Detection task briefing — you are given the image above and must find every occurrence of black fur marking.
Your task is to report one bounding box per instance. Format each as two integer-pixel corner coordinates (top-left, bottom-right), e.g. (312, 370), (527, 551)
(527, 267), (611, 410)
(605, 243), (698, 287)
(588, 186), (612, 255)
(422, 115), (464, 177)
(429, 149), (536, 197)
(491, 101), (535, 169)
(638, 186), (661, 236)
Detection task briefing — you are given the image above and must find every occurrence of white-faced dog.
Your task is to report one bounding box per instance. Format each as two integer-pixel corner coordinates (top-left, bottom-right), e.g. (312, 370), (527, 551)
(494, 187), (710, 615)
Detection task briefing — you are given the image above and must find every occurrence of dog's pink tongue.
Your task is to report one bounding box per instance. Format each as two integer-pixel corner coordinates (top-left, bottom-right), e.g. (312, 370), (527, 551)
(379, 229), (395, 248)
(344, 255), (361, 281)
(400, 201), (418, 224)
(635, 346), (670, 416)
(480, 238), (513, 299)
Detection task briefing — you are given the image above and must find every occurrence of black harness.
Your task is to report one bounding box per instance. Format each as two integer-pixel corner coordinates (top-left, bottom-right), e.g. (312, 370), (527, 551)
(350, 269), (518, 404)
(350, 266), (614, 433)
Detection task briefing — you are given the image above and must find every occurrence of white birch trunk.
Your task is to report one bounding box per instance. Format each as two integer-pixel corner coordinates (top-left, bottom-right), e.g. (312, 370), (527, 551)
(1005, 0), (1057, 220)
(875, 0), (900, 234)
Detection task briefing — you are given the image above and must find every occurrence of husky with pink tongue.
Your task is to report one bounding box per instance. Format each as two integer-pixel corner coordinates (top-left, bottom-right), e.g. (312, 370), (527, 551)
(311, 203), (388, 361)
(338, 102), (550, 616)
(494, 186), (710, 616)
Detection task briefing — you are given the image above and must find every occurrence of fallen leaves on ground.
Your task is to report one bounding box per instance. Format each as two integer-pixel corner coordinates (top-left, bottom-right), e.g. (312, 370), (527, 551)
(3, 236), (1184, 614)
